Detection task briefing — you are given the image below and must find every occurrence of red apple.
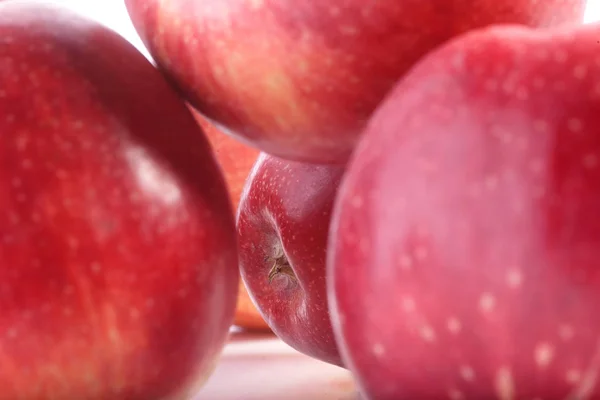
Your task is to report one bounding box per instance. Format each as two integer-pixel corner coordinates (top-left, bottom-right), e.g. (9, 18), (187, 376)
(124, 0), (585, 163)
(0, 2), (238, 399)
(329, 21), (600, 399)
(190, 110), (270, 332)
(237, 153), (345, 366)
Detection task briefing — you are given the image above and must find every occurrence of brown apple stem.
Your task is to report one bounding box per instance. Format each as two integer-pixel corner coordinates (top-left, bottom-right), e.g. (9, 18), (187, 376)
(267, 255), (296, 284)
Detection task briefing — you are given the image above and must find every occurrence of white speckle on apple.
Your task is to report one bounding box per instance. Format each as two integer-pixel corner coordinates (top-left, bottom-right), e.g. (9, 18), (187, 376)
(177, 288), (188, 298)
(533, 76), (545, 89)
(145, 298), (155, 309)
(490, 126), (513, 144)
(350, 195), (363, 209)
(401, 296), (415, 312)
(63, 307), (73, 316)
(11, 177), (22, 188)
(130, 307), (141, 320)
(566, 340), (600, 399)
(566, 369), (582, 384)
(532, 185), (546, 199)
(479, 292), (496, 313)
(485, 79), (499, 92)
(534, 342), (555, 368)
(447, 317), (462, 334)
(573, 64), (588, 80)
(553, 49), (568, 63)
(567, 118), (583, 133)
(417, 157), (438, 173)
(558, 324), (575, 341)
(506, 268), (523, 289)
(372, 343), (385, 357)
(6, 328), (18, 339)
(329, 6), (340, 16)
(67, 236), (79, 250)
(63, 285), (74, 296)
(358, 238), (370, 255)
(21, 158), (32, 169)
(90, 261), (102, 274)
(494, 367), (515, 400)
(451, 53), (464, 70)
(339, 25), (358, 36)
(529, 157), (545, 173)
(448, 388), (464, 400)
(583, 153), (598, 169)
(15, 193), (26, 203)
(249, 0), (264, 10)
(414, 246), (428, 261)
(460, 365), (475, 381)
(554, 80), (568, 93)
(72, 120), (84, 130)
(398, 254), (413, 270)
(8, 212), (19, 225)
(420, 325), (436, 342)
(5, 114), (15, 123)
(485, 175), (498, 191)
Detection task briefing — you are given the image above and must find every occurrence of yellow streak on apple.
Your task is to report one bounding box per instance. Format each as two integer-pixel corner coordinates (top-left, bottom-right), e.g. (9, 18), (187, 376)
(153, 2), (352, 150)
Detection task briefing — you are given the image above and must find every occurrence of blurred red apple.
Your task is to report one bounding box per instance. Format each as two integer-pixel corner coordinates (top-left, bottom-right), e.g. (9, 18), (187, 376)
(238, 154), (345, 366)
(190, 110), (259, 209)
(329, 22), (600, 399)
(0, 2), (238, 399)
(124, 0), (585, 163)
(190, 110), (270, 332)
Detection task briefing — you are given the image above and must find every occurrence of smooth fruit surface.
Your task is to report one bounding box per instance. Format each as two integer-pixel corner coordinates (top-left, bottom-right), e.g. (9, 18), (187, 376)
(330, 22), (600, 399)
(0, 2), (238, 399)
(125, 0), (585, 162)
(238, 154), (345, 365)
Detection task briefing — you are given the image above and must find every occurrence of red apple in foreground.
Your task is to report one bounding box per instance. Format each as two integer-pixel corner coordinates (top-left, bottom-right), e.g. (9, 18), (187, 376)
(329, 22), (600, 399)
(124, 0), (585, 163)
(0, 2), (238, 399)
(190, 110), (270, 332)
(237, 153), (345, 366)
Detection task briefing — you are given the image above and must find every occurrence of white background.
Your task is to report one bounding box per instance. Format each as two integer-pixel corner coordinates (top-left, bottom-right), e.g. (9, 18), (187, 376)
(44, 0), (600, 56)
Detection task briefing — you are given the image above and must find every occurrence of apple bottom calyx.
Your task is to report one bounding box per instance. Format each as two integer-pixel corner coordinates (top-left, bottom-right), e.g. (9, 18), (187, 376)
(267, 252), (296, 284)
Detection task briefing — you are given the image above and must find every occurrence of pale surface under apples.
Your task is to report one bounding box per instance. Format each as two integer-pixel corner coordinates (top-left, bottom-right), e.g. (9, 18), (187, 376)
(0, 2), (238, 399)
(125, 0), (585, 163)
(329, 22), (600, 399)
(237, 153), (345, 366)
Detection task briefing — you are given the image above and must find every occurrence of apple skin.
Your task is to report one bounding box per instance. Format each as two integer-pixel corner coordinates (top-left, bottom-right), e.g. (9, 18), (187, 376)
(328, 22), (600, 399)
(190, 109), (259, 209)
(0, 2), (238, 399)
(124, 0), (585, 163)
(190, 110), (270, 332)
(237, 153), (345, 366)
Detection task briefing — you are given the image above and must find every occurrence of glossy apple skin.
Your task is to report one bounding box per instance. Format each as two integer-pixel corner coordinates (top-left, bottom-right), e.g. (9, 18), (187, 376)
(124, 0), (585, 163)
(0, 2), (238, 399)
(190, 110), (269, 331)
(329, 22), (600, 399)
(237, 153), (345, 366)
